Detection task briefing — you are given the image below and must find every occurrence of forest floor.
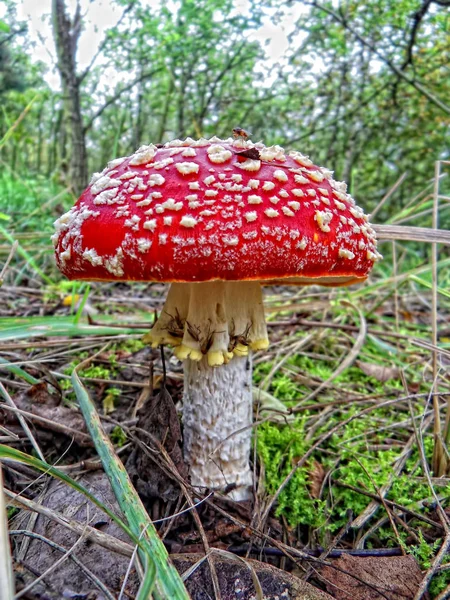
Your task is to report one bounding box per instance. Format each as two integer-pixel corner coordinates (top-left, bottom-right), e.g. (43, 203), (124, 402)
(1, 177), (450, 599)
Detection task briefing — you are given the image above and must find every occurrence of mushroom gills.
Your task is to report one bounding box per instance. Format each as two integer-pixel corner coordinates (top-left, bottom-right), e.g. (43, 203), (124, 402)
(147, 280), (269, 366)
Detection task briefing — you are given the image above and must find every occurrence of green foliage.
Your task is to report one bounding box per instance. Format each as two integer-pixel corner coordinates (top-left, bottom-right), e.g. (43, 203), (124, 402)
(78, 364), (113, 380)
(0, 172), (72, 233)
(257, 417), (328, 528)
(0, 0), (448, 226)
(430, 567), (450, 598)
(110, 425), (127, 447)
(406, 531), (441, 569)
(256, 338), (433, 536)
(117, 338), (146, 354)
(404, 532), (450, 597)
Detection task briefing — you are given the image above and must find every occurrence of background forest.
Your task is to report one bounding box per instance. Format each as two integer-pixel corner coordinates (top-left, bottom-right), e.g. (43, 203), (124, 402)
(1, 0), (449, 216)
(1, 0), (450, 599)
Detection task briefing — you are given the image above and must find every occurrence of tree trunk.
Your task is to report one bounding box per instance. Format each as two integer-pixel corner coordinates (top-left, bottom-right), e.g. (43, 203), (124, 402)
(36, 103), (43, 174)
(52, 0), (88, 196)
(132, 62), (146, 148)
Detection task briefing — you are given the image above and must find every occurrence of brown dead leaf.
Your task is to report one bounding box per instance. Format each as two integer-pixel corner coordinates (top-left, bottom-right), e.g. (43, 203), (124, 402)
(3, 392), (93, 446)
(26, 382), (59, 406)
(357, 361), (401, 383)
(126, 385), (187, 502)
(320, 554), (427, 600)
(309, 460), (326, 499)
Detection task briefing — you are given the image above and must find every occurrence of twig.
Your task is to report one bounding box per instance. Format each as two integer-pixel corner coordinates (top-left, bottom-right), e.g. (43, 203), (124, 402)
(334, 480), (445, 531)
(351, 414), (432, 529)
(10, 530), (115, 600)
(208, 499), (393, 600)
(131, 429), (222, 599)
(258, 395), (439, 530)
(373, 224), (450, 245)
(14, 523), (89, 598)
(407, 396), (450, 599)
(4, 488), (134, 557)
(0, 403), (92, 445)
(292, 300), (366, 408)
(0, 465), (14, 598)
(0, 240), (18, 286)
(304, 510), (354, 581)
(370, 173), (407, 220)
(435, 581), (450, 600)
(0, 383), (45, 461)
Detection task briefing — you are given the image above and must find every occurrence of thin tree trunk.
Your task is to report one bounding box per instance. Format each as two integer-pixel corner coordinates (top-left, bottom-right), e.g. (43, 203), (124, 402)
(48, 109), (58, 176)
(132, 62), (145, 148)
(36, 103), (43, 174)
(156, 77), (175, 143)
(52, 0), (88, 195)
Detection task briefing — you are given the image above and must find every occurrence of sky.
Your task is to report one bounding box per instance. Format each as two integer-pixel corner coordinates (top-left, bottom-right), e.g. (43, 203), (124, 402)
(6, 0), (301, 91)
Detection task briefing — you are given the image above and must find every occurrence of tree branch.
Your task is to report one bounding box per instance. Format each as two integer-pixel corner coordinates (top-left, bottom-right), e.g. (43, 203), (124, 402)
(83, 67), (163, 134)
(77, 2), (134, 86)
(309, 0), (450, 116)
(0, 26), (27, 47)
(401, 0), (433, 70)
(198, 41), (254, 123)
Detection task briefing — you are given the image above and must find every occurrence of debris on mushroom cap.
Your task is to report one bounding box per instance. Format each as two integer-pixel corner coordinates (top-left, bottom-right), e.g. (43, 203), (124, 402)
(53, 137), (381, 284)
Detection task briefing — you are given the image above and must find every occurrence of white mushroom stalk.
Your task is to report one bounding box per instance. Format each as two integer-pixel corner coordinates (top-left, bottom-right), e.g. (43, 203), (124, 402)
(147, 280), (269, 500)
(183, 354), (254, 500)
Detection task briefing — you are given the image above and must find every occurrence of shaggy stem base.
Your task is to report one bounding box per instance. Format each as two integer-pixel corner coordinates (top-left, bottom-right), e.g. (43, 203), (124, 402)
(183, 355), (253, 501)
(147, 280), (269, 366)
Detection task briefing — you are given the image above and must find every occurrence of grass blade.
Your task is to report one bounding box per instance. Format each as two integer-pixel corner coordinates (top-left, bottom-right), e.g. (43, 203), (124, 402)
(0, 464), (14, 599)
(0, 227), (54, 286)
(0, 446), (135, 541)
(71, 362), (189, 600)
(0, 315), (150, 341)
(0, 356), (41, 385)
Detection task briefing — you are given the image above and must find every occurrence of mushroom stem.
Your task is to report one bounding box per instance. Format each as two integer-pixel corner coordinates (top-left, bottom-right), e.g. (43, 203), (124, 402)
(148, 281), (269, 365)
(183, 354), (253, 500)
(147, 280), (269, 498)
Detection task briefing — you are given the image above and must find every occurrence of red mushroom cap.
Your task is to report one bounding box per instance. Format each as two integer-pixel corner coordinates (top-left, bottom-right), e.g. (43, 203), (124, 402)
(53, 137), (381, 285)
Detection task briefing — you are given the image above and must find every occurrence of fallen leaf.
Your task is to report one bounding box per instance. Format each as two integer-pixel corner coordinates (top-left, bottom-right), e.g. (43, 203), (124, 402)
(309, 460), (326, 499)
(320, 554), (426, 600)
(357, 361), (401, 383)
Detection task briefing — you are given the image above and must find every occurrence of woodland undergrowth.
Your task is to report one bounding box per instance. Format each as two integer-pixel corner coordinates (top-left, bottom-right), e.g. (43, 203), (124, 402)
(1, 172), (450, 598)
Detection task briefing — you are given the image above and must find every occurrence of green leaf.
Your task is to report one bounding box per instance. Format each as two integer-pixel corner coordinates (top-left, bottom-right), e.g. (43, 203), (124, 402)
(0, 357), (41, 385)
(71, 365), (189, 599)
(0, 21), (10, 33)
(0, 445), (135, 540)
(0, 315), (150, 342)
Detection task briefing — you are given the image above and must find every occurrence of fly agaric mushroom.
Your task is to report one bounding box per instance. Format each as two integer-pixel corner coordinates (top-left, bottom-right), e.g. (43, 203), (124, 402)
(53, 136), (381, 501)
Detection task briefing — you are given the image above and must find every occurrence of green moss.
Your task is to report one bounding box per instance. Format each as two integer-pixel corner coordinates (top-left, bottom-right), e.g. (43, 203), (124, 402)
(257, 418), (327, 528)
(110, 425), (127, 447)
(403, 532), (450, 598)
(113, 338), (146, 354)
(255, 345), (433, 537)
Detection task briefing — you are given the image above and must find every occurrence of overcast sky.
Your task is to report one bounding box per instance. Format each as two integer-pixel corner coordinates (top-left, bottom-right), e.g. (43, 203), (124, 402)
(5, 0), (299, 90)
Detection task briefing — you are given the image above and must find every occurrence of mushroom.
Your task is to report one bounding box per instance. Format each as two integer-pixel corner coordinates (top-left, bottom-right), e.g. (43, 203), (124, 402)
(53, 136), (381, 501)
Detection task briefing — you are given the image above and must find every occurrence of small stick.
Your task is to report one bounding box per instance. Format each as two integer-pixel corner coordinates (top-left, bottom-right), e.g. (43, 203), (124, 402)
(0, 240), (18, 285)
(0, 383), (45, 462)
(10, 530), (115, 600)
